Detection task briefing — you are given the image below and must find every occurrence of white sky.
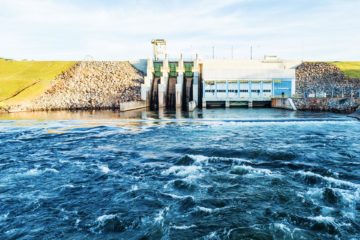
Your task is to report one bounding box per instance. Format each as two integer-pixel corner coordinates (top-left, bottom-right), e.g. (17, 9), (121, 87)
(0, 0), (359, 61)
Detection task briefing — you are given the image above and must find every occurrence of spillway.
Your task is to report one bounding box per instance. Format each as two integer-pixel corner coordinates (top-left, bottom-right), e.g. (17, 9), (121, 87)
(182, 77), (193, 110)
(150, 78), (160, 110)
(166, 77), (176, 109)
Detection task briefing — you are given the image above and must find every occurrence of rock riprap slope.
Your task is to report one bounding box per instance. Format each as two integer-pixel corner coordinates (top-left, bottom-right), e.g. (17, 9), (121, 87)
(29, 61), (143, 110)
(296, 62), (360, 98)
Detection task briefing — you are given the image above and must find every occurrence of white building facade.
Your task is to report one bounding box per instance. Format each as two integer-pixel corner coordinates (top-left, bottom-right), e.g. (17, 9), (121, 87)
(201, 58), (301, 107)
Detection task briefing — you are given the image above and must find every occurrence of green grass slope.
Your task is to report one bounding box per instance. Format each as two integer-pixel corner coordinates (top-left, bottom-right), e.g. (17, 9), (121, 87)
(330, 62), (360, 78)
(0, 59), (76, 107)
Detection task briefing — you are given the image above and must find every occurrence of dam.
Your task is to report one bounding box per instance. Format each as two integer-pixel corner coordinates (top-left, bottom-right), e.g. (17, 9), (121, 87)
(141, 39), (301, 111)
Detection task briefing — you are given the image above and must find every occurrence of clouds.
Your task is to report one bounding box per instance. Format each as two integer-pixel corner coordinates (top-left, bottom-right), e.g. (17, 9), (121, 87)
(0, 0), (359, 60)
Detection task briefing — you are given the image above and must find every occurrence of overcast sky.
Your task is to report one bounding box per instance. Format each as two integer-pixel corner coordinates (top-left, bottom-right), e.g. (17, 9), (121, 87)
(0, 0), (359, 61)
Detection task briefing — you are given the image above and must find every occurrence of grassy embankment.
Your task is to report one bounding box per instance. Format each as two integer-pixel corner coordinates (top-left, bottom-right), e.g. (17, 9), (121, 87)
(329, 62), (360, 78)
(0, 59), (75, 108)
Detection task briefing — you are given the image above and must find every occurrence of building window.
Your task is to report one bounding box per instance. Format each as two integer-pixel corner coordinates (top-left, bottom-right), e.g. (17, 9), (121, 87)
(263, 90), (271, 93)
(240, 90), (248, 93)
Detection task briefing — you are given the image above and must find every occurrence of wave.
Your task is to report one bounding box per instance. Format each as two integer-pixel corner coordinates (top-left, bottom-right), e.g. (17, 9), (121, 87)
(230, 165), (273, 176)
(0, 212), (9, 221)
(308, 215), (335, 223)
(21, 167), (59, 177)
(296, 171), (360, 189)
(96, 214), (116, 223)
(93, 214), (125, 233)
(154, 207), (169, 224)
(196, 206), (215, 213)
(98, 164), (111, 174)
(171, 224), (197, 230)
(162, 165), (202, 178)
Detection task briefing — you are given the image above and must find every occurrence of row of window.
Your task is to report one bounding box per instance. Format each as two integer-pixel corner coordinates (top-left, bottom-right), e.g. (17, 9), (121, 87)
(205, 89), (272, 93)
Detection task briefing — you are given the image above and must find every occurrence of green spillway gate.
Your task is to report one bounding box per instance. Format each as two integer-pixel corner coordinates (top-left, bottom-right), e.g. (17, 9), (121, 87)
(184, 62), (194, 78)
(153, 62), (163, 78)
(169, 62), (178, 77)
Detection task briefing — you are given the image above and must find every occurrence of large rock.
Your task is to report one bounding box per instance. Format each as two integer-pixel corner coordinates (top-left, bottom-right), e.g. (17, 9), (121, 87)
(29, 61), (143, 110)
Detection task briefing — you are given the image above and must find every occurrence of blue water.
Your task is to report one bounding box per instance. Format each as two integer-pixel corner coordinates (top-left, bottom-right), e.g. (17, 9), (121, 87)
(0, 109), (359, 239)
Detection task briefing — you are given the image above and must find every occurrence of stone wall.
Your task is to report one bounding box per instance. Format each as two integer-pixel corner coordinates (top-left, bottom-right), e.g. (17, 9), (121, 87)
(296, 62), (360, 98)
(293, 98), (359, 113)
(28, 61), (143, 110)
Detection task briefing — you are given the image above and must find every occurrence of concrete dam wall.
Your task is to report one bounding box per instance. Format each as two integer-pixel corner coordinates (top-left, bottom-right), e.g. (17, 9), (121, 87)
(1, 59), (359, 114)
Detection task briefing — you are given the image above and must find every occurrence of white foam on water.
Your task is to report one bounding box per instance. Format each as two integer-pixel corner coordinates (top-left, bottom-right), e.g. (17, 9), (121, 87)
(0, 212), (9, 221)
(162, 165), (202, 177)
(308, 215), (335, 223)
(99, 164), (110, 174)
(232, 165), (273, 176)
(131, 185), (139, 191)
(197, 206), (214, 213)
(26, 168), (40, 176)
(203, 231), (220, 240)
(154, 207), (169, 224)
(321, 206), (335, 215)
(296, 171), (360, 189)
(273, 223), (291, 232)
(75, 218), (81, 228)
(171, 224), (197, 230)
(23, 167), (59, 176)
(96, 214), (116, 223)
(188, 154), (252, 165)
(162, 193), (191, 200)
(187, 154), (209, 163)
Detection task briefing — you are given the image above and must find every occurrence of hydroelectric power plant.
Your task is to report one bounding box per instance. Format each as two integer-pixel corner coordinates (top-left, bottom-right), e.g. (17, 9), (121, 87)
(140, 39), (301, 111)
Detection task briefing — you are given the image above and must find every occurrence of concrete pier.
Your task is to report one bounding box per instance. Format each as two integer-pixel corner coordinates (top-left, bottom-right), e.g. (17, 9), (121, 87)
(225, 101), (230, 108)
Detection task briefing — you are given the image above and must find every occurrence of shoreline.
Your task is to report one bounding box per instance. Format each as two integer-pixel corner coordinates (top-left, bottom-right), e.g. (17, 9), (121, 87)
(1, 104), (358, 115)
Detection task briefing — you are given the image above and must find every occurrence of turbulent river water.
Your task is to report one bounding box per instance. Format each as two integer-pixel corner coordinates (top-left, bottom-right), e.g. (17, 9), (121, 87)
(0, 109), (359, 240)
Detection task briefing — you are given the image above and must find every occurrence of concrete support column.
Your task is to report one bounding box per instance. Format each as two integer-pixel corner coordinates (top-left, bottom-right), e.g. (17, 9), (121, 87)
(249, 81), (252, 98)
(176, 73), (184, 108)
(160, 57), (169, 108)
(272, 80), (275, 98)
(158, 107), (164, 119)
(176, 108), (182, 119)
(158, 83), (165, 108)
(175, 83), (182, 108)
(226, 80), (229, 98)
(248, 101), (253, 108)
(202, 98), (207, 108)
(193, 72), (199, 105)
(225, 101), (230, 108)
(192, 56), (200, 108)
(291, 78), (296, 96)
(141, 59), (154, 105)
